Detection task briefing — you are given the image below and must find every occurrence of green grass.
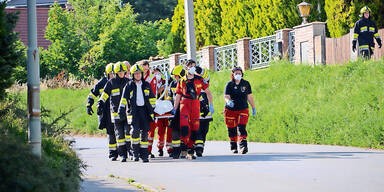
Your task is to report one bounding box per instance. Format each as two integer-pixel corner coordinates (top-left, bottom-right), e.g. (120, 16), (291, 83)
(40, 59), (384, 148)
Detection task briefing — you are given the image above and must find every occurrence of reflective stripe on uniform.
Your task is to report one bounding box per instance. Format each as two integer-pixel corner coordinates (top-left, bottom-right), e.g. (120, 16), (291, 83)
(112, 113), (120, 120)
(99, 89), (104, 94)
(125, 135), (131, 142)
(120, 98), (127, 108)
(88, 93), (96, 100)
(375, 33), (380, 38)
(172, 140), (181, 147)
(360, 45), (369, 50)
(117, 139), (126, 146)
(353, 33), (359, 40)
(140, 141), (149, 148)
(132, 137), (140, 144)
(111, 89), (120, 96)
(360, 26), (367, 32)
(109, 143), (117, 150)
(149, 98), (156, 105)
(101, 92), (109, 102)
(369, 27), (375, 32)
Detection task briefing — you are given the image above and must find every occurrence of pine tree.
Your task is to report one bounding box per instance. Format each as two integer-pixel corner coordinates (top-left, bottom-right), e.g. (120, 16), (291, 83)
(195, 0), (222, 47)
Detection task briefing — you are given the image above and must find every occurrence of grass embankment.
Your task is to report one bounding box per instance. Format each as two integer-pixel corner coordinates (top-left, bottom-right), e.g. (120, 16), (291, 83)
(41, 59), (384, 149)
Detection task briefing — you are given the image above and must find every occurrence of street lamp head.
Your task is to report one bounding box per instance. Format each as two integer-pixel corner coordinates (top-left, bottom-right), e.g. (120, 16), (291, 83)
(298, 1), (311, 24)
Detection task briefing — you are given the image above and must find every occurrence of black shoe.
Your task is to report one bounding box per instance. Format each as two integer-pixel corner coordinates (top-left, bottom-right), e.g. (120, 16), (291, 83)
(134, 156), (139, 161)
(239, 140), (248, 154)
(150, 153), (155, 158)
(142, 158), (149, 163)
(172, 147), (181, 159)
(158, 149), (164, 157)
(230, 141), (238, 154)
(121, 158), (127, 162)
(111, 157), (118, 161)
(195, 147), (203, 157)
(180, 151), (187, 159)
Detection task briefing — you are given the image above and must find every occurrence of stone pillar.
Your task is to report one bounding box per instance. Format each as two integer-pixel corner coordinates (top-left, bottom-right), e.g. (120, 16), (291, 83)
(168, 53), (183, 70)
(201, 45), (217, 71)
(314, 35), (325, 65)
(293, 22), (326, 65)
(275, 28), (292, 59)
(237, 37), (251, 70)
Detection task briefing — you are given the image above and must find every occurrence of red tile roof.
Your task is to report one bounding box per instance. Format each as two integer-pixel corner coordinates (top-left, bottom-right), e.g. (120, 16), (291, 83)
(5, 7), (51, 49)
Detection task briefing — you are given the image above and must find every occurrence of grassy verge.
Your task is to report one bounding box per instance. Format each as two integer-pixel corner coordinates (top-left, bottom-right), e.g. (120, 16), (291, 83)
(39, 59), (384, 149)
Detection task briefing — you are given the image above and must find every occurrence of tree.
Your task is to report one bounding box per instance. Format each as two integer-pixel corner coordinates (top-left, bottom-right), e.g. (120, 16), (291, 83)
(0, 2), (25, 100)
(195, 0), (222, 47)
(126, 0), (178, 23)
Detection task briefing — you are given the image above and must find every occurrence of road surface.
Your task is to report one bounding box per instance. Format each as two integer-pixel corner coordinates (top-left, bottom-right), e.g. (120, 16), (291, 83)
(75, 137), (384, 192)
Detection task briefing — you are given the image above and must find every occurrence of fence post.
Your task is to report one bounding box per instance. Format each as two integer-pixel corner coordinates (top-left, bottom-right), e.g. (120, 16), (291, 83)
(275, 28), (292, 60)
(293, 22), (326, 65)
(168, 53), (183, 70)
(202, 45), (217, 71)
(237, 37), (251, 70)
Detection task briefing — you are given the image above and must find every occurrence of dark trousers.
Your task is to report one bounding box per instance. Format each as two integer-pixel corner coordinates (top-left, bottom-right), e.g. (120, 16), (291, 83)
(114, 120), (127, 158)
(132, 106), (150, 158)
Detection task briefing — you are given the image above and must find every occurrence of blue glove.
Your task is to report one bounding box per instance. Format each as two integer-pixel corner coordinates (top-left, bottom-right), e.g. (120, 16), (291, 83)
(252, 108), (256, 116)
(171, 108), (176, 115)
(209, 104), (214, 115)
(226, 100), (234, 108)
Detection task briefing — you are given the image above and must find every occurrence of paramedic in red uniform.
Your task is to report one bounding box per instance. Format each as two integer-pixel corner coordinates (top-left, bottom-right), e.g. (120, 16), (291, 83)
(172, 59), (214, 160)
(224, 67), (256, 154)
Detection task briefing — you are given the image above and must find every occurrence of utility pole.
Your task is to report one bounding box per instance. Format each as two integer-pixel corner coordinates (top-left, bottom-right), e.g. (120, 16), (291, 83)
(184, 0), (197, 62)
(27, 0), (41, 157)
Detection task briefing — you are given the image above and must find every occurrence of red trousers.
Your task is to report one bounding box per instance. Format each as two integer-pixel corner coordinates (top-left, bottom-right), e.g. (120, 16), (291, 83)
(148, 119), (172, 153)
(179, 98), (200, 147)
(224, 108), (249, 141)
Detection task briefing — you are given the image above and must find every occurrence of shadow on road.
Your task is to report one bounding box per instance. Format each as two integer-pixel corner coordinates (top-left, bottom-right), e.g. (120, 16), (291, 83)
(146, 152), (384, 163)
(81, 177), (138, 192)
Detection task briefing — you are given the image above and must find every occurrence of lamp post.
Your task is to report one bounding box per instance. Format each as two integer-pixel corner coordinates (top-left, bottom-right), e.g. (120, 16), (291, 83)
(297, 1), (312, 25)
(184, 0), (197, 62)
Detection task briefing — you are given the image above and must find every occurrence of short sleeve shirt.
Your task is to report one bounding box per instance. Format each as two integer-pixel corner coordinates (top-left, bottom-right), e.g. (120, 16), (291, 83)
(224, 79), (252, 111)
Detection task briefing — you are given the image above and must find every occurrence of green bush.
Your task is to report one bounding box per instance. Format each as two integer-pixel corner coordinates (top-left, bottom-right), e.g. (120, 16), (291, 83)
(0, 95), (85, 192)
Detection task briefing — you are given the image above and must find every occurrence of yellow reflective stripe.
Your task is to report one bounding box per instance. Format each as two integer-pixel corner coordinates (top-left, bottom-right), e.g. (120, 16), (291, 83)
(353, 33), (359, 39)
(112, 89), (119, 93)
(172, 140), (181, 144)
(140, 141), (149, 145)
(88, 93), (96, 99)
(112, 113), (118, 116)
(101, 92), (109, 101)
(195, 140), (204, 144)
(109, 144), (117, 148)
(375, 33), (380, 37)
(144, 89), (150, 94)
(125, 135), (131, 139)
(369, 27), (375, 32)
(132, 138), (140, 142)
(118, 139), (125, 143)
(149, 98), (156, 105)
(127, 115), (132, 120)
(360, 45), (369, 48)
(360, 26), (367, 31)
(171, 88), (176, 92)
(121, 98), (127, 105)
(129, 90), (133, 96)
(99, 89), (104, 93)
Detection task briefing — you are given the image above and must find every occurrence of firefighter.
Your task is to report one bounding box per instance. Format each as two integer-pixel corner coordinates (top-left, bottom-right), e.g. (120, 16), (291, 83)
(123, 61), (131, 79)
(97, 62), (130, 162)
(147, 68), (171, 157)
(172, 59), (214, 160)
(118, 64), (156, 163)
(86, 63), (117, 160)
(352, 6), (382, 59)
(224, 67), (256, 154)
(195, 66), (212, 156)
(168, 65), (186, 159)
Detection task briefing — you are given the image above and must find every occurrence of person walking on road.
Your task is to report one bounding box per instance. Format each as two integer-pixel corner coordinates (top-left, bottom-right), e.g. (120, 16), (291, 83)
(97, 62), (130, 162)
(172, 59), (214, 160)
(118, 64), (156, 163)
(86, 63), (117, 160)
(352, 6), (382, 59)
(224, 67), (256, 154)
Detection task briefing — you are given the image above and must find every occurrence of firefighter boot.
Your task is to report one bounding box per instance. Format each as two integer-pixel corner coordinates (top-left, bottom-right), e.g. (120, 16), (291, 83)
(172, 147), (181, 159)
(187, 148), (196, 160)
(118, 145), (128, 162)
(132, 144), (140, 161)
(126, 141), (133, 160)
(158, 149), (164, 157)
(140, 148), (149, 163)
(239, 139), (248, 154)
(230, 141), (238, 154)
(110, 150), (118, 161)
(180, 142), (187, 159)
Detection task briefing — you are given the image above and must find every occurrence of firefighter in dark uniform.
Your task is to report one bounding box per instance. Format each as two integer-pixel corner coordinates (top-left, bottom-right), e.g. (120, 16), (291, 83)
(352, 6), (382, 59)
(86, 63), (117, 160)
(118, 64), (156, 163)
(172, 59), (214, 160)
(195, 66), (212, 156)
(224, 67), (256, 154)
(97, 62), (130, 162)
(168, 65), (186, 159)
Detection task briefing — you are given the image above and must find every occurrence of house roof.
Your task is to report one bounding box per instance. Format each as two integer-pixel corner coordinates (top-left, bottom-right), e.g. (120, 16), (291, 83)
(6, 0), (67, 7)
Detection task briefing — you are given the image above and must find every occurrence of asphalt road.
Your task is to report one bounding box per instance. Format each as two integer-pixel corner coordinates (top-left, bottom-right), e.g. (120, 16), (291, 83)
(75, 136), (384, 192)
